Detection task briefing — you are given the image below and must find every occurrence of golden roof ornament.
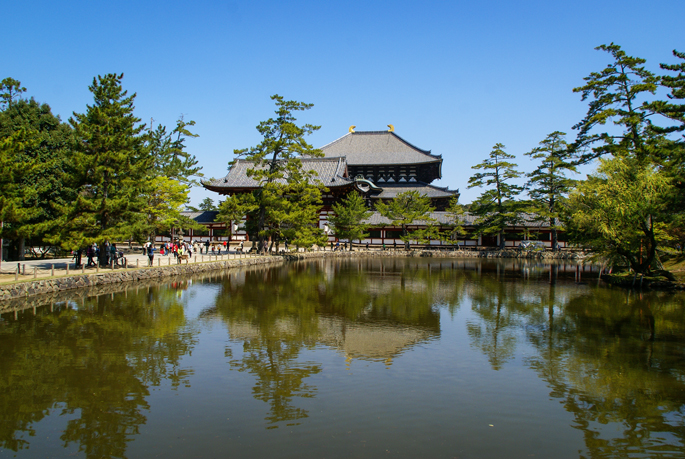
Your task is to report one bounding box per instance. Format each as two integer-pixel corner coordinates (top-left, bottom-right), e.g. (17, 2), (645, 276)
(387, 124), (394, 132)
(349, 125), (356, 133)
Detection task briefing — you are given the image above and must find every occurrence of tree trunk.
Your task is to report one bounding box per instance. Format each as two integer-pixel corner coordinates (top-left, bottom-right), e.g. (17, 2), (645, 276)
(18, 237), (25, 261)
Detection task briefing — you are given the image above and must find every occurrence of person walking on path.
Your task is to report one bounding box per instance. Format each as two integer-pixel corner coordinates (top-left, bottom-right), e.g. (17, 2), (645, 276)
(147, 244), (155, 267)
(86, 245), (95, 267)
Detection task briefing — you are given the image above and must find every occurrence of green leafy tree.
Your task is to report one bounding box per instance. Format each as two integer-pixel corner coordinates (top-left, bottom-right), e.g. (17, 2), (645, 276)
(198, 197), (217, 211)
(572, 43), (660, 164)
(279, 173), (327, 250)
(216, 193), (256, 241)
(51, 73), (151, 258)
(440, 195), (467, 246)
(468, 143), (524, 250)
(131, 176), (200, 243)
(148, 117), (202, 184)
(0, 131), (40, 261)
(564, 155), (672, 274)
(647, 49), (685, 134)
(0, 82), (74, 260)
(646, 50), (685, 247)
(0, 78), (26, 109)
(329, 192), (372, 250)
(524, 132), (578, 251)
(232, 95), (326, 252)
(375, 190), (435, 250)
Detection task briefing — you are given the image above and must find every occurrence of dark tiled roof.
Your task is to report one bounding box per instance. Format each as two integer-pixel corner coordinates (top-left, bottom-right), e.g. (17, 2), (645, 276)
(181, 210), (219, 223)
(320, 131), (442, 165)
(203, 157), (353, 191)
(372, 183), (458, 199)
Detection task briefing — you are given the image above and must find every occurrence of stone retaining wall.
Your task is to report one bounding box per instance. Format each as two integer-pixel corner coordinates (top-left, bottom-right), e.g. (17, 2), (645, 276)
(0, 256), (284, 303)
(0, 249), (586, 304)
(284, 249), (585, 261)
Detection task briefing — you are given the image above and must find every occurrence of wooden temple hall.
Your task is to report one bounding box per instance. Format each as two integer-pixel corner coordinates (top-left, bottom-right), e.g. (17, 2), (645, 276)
(193, 127), (564, 249)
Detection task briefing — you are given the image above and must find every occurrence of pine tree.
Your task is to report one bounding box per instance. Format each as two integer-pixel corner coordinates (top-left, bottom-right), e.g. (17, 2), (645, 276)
(53, 73), (151, 255)
(148, 117), (202, 184)
(564, 155), (671, 274)
(572, 43), (659, 164)
(375, 190), (435, 250)
(440, 195), (466, 246)
(648, 49), (685, 134)
(0, 81), (73, 260)
(468, 143), (524, 250)
(525, 132), (577, 251)
(232, 95), (326, 252)
(330, 192), (372, 250)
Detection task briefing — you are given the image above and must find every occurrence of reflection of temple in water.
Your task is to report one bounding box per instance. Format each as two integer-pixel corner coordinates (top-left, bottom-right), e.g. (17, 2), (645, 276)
(227, 317), (438, 364)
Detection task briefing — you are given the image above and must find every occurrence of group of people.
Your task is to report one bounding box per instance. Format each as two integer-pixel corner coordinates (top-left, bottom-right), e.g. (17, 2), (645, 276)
(73, 242), (123, 268)
(144, 239), (234, 266)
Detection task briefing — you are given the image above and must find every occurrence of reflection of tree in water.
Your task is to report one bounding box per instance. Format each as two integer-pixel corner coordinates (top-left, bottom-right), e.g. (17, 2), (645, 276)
(216, 258), (463, 426)
(465, 271), (532, 370)
(524, 287), (685, 458)
(0, 284), (197, 458)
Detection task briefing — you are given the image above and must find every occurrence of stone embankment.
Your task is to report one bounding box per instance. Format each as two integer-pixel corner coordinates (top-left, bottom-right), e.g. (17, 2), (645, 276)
(0, 249), (586, 304)
(0, 256), (284, 303)
(283, 249), (586, 261)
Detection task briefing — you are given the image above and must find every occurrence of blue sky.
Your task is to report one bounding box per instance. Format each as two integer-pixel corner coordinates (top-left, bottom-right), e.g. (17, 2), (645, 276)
(5, 0), (683, 205)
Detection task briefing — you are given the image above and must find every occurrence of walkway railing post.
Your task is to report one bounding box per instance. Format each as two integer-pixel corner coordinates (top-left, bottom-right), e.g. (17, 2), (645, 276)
(66, 263), (69, 276)
(34, 267), (37, 279)
(51, 264), (54, 277)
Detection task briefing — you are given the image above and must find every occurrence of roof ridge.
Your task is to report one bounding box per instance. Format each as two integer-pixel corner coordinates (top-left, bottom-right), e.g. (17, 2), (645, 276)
(318, 132), (351, 150)
(387, 132), (440, 158)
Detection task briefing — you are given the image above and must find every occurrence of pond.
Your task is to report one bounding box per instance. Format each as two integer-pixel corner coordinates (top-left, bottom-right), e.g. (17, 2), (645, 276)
(1, 257), (684, 459)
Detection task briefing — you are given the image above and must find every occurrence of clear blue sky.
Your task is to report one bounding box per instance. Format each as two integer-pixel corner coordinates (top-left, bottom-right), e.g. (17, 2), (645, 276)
(5, 0), (683, 205)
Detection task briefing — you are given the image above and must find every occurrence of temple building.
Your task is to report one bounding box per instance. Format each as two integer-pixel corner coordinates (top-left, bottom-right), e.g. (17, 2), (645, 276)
(193, 127), (564, 249)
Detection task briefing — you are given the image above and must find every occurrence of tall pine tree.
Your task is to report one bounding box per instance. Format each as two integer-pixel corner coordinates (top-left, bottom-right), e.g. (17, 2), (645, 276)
(524, 132), (577, 251)
(231, 95), (326, 252)
(468, 143), (524, 250)
(53, 73), (151, 254)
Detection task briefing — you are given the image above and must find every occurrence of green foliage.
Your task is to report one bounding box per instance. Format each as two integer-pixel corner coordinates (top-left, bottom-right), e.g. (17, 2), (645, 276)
(525, 131), (578, 250)
(52, 73), (152, 249)
(440, 195), (467, 245)
(198, 197), (217, 211)
(0, 90), (74, 254)
(232, 95), (326, 251)
(564, 155), (672, 273)
(131, 176), (200, 243)
(647, 49), (685, 134)
(468, 143), (524, 249)
(330, 192), (372, 249)
(572, 43), (659, 163)
(0, 130), (40, 229)
(148, 117), (202, 184)
(375, 190), (435, 250)
(0, 77), (26, 109)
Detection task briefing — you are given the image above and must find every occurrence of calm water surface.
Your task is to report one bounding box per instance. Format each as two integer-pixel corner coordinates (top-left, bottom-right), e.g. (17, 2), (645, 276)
(1, 258), (684, 459)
